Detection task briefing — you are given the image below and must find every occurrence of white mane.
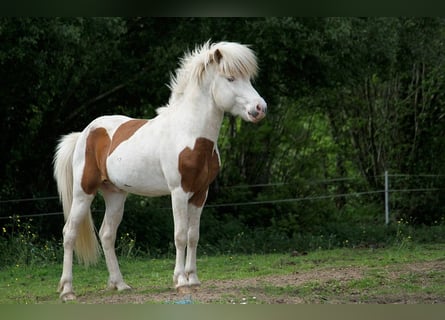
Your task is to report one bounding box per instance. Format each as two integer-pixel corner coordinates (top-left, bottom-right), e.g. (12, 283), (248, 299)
(157, 41), (259, 114)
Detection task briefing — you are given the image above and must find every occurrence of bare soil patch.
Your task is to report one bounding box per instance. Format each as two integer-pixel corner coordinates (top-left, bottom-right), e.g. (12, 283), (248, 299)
(77, 260), (445, 304)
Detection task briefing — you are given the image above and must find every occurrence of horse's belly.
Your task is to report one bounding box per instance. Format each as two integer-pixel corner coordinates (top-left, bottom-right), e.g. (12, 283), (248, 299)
(106, 154), (171, 196)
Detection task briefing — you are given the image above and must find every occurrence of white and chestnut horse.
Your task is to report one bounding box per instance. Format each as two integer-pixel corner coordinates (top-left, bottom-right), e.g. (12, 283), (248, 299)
(53, 41), (267, 301)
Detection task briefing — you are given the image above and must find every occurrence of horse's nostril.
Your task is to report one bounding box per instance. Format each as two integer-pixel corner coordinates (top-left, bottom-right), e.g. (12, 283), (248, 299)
(256, 102), (267, 114)
(256, 105), (267, 113)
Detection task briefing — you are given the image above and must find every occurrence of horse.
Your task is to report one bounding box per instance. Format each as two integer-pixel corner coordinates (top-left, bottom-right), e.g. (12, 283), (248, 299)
(53, 41), (267, 301)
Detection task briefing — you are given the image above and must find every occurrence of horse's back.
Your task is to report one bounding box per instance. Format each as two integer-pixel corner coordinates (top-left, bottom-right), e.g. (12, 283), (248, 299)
(84, 115), (134, 135)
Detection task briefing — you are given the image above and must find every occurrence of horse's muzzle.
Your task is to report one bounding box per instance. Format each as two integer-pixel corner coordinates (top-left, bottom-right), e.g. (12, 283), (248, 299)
(248, 102), (267, 122)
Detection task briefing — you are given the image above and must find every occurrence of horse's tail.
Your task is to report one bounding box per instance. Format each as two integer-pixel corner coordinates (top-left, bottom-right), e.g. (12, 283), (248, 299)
(53, 133), (100, 266)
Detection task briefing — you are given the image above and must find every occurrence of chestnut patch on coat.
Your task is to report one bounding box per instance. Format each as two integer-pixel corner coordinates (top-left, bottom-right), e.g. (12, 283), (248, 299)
(81, 119), (148, 195)
(178, 137), (220, 207)
(109, 119), (148, 155)
(81, 127), (111, 194)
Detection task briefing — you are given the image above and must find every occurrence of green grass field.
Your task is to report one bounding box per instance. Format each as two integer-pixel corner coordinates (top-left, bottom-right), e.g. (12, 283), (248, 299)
(0, 243), (444, 304)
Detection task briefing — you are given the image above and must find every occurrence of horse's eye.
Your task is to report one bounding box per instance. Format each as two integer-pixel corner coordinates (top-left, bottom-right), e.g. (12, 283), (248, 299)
(227, 76), (235, 82)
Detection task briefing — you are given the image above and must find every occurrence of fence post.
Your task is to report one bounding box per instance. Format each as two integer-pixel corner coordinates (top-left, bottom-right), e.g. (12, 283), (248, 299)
(385, 170), (389, 225)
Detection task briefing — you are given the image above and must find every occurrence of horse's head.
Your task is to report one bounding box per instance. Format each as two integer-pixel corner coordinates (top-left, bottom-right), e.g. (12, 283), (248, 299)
(209, 42), (267, 123)
(167, 41), (267, 123)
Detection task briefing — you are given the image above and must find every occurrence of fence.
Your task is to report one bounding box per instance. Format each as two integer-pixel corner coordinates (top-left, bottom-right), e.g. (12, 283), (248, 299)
(0, 173), (443, 224)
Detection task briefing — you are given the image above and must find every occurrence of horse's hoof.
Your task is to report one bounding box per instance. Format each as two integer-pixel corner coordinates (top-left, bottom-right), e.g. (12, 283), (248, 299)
(189, 284), (201, 292)
(108, 281), (132, 291)
(117, 283), (132, 291)
(176, 285), (192, 294)
(61, 292), (76, 302)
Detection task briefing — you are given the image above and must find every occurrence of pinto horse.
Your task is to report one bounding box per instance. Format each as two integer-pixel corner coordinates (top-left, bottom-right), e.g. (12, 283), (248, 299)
(53, 41), (267, 301)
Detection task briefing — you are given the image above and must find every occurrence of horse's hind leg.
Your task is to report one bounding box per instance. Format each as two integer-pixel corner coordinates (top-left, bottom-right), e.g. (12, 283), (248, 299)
(99, 189), (131, 291)
(58, 193), (95, 301)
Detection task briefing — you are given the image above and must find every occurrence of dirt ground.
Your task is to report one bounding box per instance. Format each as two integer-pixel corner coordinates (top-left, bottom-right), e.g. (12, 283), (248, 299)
(76, 260), (445, 304)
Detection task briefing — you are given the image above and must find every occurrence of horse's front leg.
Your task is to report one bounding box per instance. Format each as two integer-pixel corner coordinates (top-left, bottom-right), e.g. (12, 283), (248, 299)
(171, 189), (189, 290)
(185, 203), (203, 288)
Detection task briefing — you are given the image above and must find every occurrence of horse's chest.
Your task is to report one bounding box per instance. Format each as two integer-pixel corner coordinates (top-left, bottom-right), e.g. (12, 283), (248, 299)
(178, 137), (220, 207)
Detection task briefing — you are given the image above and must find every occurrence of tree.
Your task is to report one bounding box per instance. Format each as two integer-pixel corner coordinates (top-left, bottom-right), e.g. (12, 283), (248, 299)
(2, 18), (445, 252)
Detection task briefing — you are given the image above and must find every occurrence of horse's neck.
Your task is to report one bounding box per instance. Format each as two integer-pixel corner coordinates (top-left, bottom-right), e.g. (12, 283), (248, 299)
(173, 92), (224, 143)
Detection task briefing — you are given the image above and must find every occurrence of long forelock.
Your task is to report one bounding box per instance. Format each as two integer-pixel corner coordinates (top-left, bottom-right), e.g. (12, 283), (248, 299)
(166, 41), (258, 107)
(212, 42), (258, 79)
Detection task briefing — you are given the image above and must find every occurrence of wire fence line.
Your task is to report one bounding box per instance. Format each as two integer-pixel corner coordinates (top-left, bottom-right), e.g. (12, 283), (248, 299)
(0, 178), (358, 205)
(0, 211), (64, 220)
(0, 196), (59, 204)
(0, 174), (445, 223)
(1, 173), (443, 205)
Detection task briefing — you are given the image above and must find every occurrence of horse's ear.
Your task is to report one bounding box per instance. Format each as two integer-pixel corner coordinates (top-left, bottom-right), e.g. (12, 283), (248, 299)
(213, 49), (223, 64)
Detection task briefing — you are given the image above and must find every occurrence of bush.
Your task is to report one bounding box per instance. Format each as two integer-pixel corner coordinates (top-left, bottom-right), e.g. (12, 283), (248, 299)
(0, 215), (63, 268)
(2, 195), (445, 268)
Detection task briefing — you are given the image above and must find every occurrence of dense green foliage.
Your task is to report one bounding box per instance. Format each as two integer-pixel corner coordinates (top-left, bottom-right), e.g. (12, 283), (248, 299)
(1, 18), (445, 263)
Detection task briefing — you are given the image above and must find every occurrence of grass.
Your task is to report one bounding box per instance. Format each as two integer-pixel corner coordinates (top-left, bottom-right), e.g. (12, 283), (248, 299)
(0, 243), (444, 303)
